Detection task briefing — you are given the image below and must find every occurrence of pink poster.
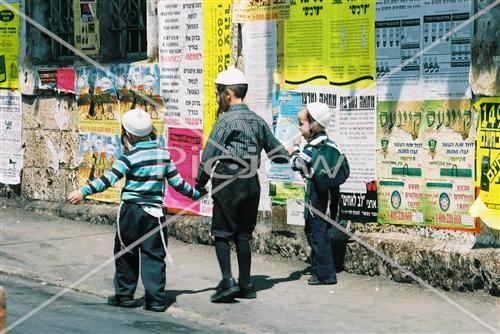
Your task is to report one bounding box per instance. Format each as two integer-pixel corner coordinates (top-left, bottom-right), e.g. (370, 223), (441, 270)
(56, 68), (75, 93)
(164, 128), (202, 214)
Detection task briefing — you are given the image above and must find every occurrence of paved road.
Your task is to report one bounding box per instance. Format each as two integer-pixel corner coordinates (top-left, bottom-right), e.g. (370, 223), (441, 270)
(2, 275), (238, 334)
(1, 206), (499, 333)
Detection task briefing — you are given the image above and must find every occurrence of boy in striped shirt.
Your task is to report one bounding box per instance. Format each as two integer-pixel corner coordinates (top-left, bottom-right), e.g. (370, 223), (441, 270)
(68, 108), (201, 312)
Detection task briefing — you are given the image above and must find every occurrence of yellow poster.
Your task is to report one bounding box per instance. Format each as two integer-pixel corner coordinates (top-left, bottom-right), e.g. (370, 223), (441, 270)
(203, 0), (232, 145)
(422, 99), (477, 231)
(0, 2), (19, 55)
(474, 97), (500, 229)
(283, 0), (375, 89)
(78, 132), (123, 204)
(73, 0), (100, 57)
(0, 54), (18, 90)
(0, 2), (19, 91)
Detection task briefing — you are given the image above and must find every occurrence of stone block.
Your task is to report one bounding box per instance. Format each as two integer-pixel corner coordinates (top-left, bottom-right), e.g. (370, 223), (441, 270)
(21, 167), (72, 202)
(23, 129), (64, 169)
(60, 130), (79, 169)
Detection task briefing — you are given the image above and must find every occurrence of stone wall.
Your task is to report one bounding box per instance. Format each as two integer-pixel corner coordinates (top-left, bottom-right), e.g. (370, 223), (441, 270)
(20, 95), (79, 201)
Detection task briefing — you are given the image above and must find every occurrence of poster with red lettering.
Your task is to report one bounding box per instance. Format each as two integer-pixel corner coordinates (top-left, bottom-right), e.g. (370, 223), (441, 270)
(164, 127), (202, 214)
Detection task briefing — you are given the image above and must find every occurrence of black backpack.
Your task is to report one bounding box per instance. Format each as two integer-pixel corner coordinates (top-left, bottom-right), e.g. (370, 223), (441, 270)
(310, 142), (350, 192)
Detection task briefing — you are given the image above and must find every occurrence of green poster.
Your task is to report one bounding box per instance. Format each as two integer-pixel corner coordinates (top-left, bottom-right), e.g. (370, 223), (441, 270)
(422, 99), (476, 230)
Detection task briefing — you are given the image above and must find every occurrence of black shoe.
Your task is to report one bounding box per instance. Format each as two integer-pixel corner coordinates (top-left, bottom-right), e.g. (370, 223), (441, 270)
(144, 304), (167, 312)
(107, 294), (144, 308)
(210, 278), (240, 303)
(235, 282), (256, 299)
(307, 276), (337, 285)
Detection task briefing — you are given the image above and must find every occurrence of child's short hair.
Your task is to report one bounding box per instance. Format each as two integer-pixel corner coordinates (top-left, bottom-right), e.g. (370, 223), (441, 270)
(216, 83), (248, 99)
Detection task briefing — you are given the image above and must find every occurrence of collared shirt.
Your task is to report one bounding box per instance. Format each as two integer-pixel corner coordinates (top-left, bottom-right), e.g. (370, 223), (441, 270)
(197, 103), (288, 187)
(81, 140), (199, 207)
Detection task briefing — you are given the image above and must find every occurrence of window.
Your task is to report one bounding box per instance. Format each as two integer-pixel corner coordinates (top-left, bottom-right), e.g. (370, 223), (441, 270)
(106, 0), (148, 59)
(29, 0), (147, 64)
(45, 0), (75, 61)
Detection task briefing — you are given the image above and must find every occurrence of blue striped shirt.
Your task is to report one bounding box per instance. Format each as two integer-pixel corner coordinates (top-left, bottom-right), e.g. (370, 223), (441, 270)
(81, 140), (200, 206)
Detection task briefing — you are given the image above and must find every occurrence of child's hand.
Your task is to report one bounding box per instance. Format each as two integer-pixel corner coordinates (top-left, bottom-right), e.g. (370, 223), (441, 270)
(293, 133), (302, 145)
(68, 190), (84, 205)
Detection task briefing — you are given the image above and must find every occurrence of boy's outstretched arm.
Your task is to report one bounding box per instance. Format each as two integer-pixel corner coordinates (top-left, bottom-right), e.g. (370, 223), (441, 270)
(166, 161), (201, 200)
(67, 156), (131, 205)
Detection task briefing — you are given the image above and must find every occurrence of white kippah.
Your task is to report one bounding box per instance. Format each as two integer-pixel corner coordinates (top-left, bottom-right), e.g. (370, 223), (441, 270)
(122, 108), (153, 137)
(215, 68), (249, 85)
(307, 102), (331, 128)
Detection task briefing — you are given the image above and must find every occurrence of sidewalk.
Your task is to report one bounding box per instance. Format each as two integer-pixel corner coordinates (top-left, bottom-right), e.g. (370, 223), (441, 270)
(1, 206), (499, 333)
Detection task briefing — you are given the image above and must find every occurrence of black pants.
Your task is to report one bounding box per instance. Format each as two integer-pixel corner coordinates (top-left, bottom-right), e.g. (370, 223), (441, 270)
(211, 163), (260, 240)
(305, 214), (336, 281)
(114, 203), (167, 307)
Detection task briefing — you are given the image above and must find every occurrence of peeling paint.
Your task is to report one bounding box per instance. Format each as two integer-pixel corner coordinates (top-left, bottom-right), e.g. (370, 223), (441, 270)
(53, 100), (69, 130)
(46, 138), (64, 173)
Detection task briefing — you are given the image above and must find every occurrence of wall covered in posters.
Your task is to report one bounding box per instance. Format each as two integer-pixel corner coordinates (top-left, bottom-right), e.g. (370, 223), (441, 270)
(9, 0), (485, 232)
(375, 0), (477, 231)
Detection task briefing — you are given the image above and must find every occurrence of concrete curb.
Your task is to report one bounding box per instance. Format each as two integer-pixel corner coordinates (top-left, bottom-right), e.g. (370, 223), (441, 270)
(1, 197), (499, 296)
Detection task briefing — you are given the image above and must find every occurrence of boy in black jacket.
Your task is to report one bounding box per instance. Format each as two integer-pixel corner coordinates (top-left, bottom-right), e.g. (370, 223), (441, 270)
(290, 102), (349, 285)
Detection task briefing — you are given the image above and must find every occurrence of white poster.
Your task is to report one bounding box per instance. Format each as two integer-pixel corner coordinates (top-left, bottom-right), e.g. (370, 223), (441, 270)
(159, 0), (204, 129)
(299, 85), (378, 222)
(422, 0), (472, 100)
(287, 198), (305, 226)
(242, 20), (278, 211)
(376, 0), (423, 101)
(242, 20), (277, 124)
(0, 92), (23, 184)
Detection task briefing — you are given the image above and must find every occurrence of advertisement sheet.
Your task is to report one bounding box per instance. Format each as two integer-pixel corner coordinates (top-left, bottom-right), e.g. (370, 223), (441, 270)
(56, 68), (76, 93)
(0, 0), (19, 94)
(375, 0), (423, 101)
(268, 91), (301, 182)
(242, 20), (277, 124)
(35, 68), (57, 90)
(422, 0), (472, 100)
(124, 63), (164, 133)
(422, 99), (476, 229)
(0, 2), (19, 55)
(78, 132), (123, 203)
(0, 92), (22, 184)
(233, 0), (290, 22)
(76, 67), (121, 134)
(73, 0), (100, 57)
(164, 127), (202, 214)
(377, 100), (425, 225)
(296, 86), (377, 222)
(473, 97), (500, 230)
(335, 88), (378, 221)
(203, 0), (233, 141)
(159, 1), (204, 130)
(284, 0), (375, 89)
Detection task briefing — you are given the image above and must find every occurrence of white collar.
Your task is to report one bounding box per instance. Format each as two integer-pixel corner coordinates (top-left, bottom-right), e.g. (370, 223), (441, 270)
(308, 135), (328, 146)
